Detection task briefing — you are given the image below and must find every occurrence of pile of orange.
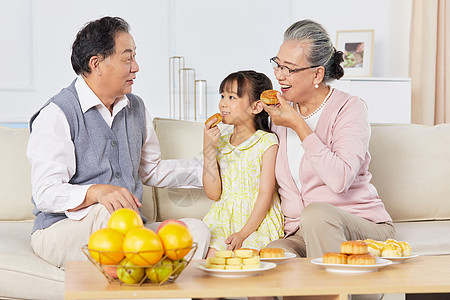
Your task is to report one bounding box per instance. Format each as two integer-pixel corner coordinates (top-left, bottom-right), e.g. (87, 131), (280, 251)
(87, 208), (193, 284)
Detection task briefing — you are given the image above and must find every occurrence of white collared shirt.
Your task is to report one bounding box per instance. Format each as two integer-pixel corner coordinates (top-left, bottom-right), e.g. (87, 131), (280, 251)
(27, 77), (202, 220)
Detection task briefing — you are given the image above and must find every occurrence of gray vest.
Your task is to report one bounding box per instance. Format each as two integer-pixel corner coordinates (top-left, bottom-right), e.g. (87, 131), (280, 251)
(30, 79), (147, 233)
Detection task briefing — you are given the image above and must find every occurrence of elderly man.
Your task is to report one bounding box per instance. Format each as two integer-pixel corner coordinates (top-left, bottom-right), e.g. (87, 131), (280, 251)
(27, 16), (209, 268)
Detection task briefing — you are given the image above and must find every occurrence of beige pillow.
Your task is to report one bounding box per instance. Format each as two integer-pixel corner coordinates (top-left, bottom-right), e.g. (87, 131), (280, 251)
(153, 118), (217, 221)
(369, 123), (450, 222)
(0, 126), (35, 220)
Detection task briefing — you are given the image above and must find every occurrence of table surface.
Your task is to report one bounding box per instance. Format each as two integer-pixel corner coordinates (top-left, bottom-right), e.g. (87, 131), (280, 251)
(65, 255), (450, 300)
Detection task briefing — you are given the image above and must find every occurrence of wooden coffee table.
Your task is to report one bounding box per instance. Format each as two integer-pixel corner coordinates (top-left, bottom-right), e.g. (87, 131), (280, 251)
(65, 255), (450, 300)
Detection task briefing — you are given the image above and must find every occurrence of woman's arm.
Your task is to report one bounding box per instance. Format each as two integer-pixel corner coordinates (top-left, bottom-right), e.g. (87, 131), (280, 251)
(202, 119), (222, 200)
(225, 144), (278, 250)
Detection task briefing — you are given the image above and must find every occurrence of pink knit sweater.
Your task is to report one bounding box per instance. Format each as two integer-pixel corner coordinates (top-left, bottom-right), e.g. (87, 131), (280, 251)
(273, 89), (392, 236)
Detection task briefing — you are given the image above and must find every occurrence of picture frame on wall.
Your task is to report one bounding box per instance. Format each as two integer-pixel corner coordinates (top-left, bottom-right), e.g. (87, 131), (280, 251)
(336, 30), (374, 77)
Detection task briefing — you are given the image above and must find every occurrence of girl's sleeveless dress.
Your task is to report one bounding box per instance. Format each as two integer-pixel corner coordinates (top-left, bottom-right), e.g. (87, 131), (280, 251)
(203, 130), (284, 251)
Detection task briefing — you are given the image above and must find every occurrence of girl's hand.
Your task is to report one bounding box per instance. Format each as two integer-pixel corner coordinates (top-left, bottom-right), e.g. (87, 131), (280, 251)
(225, 232), (246, 250)
(203, 117), (221, 151)
(262, 92), (301, 129)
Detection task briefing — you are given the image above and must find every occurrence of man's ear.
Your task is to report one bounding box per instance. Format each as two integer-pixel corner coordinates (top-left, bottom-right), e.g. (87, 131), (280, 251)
(252, 100), (264, 114)
(88, 55), (101, 75)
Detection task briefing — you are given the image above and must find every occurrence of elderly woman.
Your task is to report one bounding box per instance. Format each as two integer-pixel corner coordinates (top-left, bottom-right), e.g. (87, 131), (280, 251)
(263, 19), (394, 258)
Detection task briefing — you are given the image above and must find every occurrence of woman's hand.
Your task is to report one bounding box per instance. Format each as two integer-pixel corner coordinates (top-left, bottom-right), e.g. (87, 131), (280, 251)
(262, 92), (312, 141)
(262, 92), (301, 129)
(225, 231), (247, 250)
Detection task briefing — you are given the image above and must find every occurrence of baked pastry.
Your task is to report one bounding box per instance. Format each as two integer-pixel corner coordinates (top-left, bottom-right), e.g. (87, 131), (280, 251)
(385, 239), (398, 244)
(364, 239), (376, 244)
(205, 113), (222, 127)
(243, 256), (260, 265)
(206, 263), (225, 269)
(259, 248), (285, 258)
(238, 248), (259, 256)
(340, 240), (369, 255)
(372, 240), (386, 250)
(366, 242), (381, 257)
(322, 252), (347, 264)
(347, 254), (376, 265)
(206, 248), (263, 270)
(206, 257), (226, 265)
(235, 249), (255, 258)
(260, 90), (280, 105)
(226, 257), (243, 265)
(215, 250), (233, 258)
(397, 241), (412, 257)
(381, 243), (402, 257)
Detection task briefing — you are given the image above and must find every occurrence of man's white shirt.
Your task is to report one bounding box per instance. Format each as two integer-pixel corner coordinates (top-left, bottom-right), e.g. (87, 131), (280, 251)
(27, 77), (202, 220)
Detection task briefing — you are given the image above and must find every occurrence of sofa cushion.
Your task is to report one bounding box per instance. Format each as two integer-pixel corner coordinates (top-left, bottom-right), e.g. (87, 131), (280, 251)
(0, 126), (35, 220)
(369, 123), (450, 222)
(0, 221), (64, 299)
(141, 185), (156, 223)
(394, 220), (450, 256)
(153, 118), (215, 221)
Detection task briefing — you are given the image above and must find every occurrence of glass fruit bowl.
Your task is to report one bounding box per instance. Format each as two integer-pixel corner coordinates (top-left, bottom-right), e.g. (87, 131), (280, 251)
(81, 242), (197, 286)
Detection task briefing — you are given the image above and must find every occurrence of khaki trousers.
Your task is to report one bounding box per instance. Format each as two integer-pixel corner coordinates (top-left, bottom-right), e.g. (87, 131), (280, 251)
(31, 204), (210, 269)
(267, 202), (395, 258)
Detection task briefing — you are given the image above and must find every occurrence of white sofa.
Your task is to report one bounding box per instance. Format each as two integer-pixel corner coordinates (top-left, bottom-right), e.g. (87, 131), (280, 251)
(1, 118), (450, 299)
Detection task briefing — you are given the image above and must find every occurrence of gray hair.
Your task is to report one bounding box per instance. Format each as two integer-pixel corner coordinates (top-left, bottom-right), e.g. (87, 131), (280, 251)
(284, 19), (344, 82)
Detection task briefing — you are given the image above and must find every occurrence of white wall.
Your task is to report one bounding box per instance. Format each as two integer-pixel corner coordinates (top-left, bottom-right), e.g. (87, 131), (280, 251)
(291, 0), (412, 79)
(0, 0), (411, 123)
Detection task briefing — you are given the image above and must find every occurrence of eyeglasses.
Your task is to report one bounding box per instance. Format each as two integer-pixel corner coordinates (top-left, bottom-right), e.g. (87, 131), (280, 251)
(270, 57), (319, 76)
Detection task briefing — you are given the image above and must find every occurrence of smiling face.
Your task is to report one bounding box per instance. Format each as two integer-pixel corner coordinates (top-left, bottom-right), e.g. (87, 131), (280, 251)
(274, 40), (316, 102)
(219, 80), (255, 128)
(98, 31), (139, 100)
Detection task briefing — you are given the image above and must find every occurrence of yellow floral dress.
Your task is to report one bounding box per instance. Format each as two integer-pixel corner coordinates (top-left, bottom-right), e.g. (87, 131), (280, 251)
(203, 130), (284, 251)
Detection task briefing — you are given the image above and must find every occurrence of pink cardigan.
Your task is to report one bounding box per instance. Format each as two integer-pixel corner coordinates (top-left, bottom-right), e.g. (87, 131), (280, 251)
(273, 89), (392, 236)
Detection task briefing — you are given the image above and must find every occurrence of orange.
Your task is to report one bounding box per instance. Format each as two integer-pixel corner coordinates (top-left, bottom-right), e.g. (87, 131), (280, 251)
(88, 228), (124, 265)
(157, 222), (193, 260)
(123, 227), (164, 266)
(107, 208), (143, 235)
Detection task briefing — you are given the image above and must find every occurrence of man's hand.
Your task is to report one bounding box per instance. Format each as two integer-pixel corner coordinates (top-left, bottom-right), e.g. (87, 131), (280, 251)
(85, 184), (141, 214)
(225, 232), (246, 250)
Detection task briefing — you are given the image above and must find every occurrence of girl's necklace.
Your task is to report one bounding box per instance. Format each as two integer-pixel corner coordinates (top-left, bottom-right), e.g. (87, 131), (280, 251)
(296, 87), (334, 120)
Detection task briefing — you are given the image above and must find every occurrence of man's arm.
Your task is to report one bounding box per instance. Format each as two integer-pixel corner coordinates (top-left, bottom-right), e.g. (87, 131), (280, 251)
(27, 103), (90, 215)
(27, 103), (140, 217)
(138, 110), (203, 189)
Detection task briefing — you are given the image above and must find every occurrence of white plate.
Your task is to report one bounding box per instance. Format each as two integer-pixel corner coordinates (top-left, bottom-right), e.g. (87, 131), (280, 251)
(381, 254), (419, 264)
(311, 258), (392, 273)
(195, 261), (277, 278)
(260, 252), (296, 264)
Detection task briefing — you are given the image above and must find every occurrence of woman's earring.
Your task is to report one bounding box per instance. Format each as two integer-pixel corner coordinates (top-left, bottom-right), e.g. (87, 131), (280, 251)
(314, 83), (319, 89)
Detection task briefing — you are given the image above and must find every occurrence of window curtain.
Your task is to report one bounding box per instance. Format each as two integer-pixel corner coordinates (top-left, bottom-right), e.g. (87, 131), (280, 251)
(410, 0), (449, 125)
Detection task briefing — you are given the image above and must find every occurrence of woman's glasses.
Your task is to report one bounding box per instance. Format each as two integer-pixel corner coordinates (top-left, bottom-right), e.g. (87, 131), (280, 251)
(270, 57), (319, 77)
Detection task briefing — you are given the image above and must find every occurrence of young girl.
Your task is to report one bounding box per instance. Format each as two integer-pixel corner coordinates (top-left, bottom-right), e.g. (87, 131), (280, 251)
(202, 70), (284, 257)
